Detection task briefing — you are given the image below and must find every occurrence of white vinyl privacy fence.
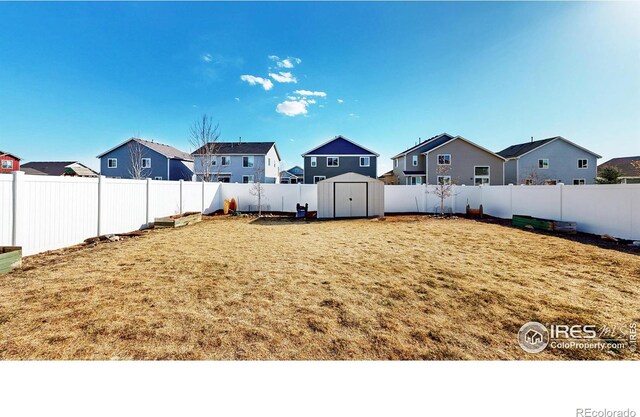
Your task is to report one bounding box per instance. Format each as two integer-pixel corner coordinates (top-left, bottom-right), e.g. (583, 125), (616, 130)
(1, 172), (638, 256)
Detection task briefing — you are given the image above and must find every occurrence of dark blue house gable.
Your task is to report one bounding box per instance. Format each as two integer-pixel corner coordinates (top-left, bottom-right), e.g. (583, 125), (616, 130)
(97, 138), (194, 181)
(302, 136), (379, 183)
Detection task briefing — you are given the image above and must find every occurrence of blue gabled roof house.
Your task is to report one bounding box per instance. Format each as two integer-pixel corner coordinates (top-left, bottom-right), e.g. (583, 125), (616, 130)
(301, 135), (379, 184)
(97, 138), (194, 180)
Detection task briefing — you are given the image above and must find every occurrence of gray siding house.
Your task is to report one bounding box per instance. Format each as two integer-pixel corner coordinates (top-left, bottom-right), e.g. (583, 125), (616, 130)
(192, 142), (281, 183)
(97, 138), (194, 180)
(497, 137), (601, 185)
(391, 133), (505, 185)
(302, 136), (379, 184)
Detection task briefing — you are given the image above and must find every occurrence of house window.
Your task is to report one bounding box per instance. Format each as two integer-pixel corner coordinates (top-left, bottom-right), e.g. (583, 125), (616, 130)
(242, 175), (254, 183)
(437, 154), (451, 165)
(108, 158), (117, 168)
(578, 159), (588, 169)
(212, 158), (217, 166)
(412, 155), (418, 166)
(268, 157), (271, 166)
(360, 156), (370, 167)
(437, 176), (451, 185)
(154, 176), (163, 180)
(310, 157), (317, 167)
(221, 156), (230, 166)
(524, 179), (534, 185)
(327, 157), (339, 167)
(394, 159), (398, 168)
(409, 176), (423, 185)
(544, 179), (558, 185)
(141, 158), (151, 169)
(242, 156), (254, 168)
(573, 179), (586, 185)
(538, 159), (549, 169)
(474, 166), (490, 185)
(1, 160), (13, 169)
(313, 176), (326, 184)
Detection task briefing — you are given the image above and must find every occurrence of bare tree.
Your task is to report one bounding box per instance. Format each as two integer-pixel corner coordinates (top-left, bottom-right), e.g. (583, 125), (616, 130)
(520, 164), (544, 185)
(249, 167), (267, 216)
(189, 114), (221, 182)
(127, 140), (149, 179)
(428, 165), (458, 216)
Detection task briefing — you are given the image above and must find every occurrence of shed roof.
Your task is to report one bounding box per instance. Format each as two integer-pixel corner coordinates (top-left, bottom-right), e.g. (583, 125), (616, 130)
(317, 172), (383, 183)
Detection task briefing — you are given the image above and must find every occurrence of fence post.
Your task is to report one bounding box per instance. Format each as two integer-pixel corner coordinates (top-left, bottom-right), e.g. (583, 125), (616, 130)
(423, 183), (428, 213)
(11, 171), (24, 246)
(559, 183), (564, 221)
(451, 185), (457, 215)
(201, 180), (206, 214)
(146, 178), (152, 225)
(179, 179), (184, 214)
(97, 175), (105, 236)
(509, 183), (513, 218)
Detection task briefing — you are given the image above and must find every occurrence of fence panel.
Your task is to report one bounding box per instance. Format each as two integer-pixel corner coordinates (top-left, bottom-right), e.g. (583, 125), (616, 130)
(148, 180), (181, 221)
(385, 185), (426, 213)
(203, 182), (221, 214)
(479, 186), (512, 219)
(182, 181), (203, 213)
(101, 178), (147, 235)
(511, 185), (562, 219)
(0, 174), (13, 247)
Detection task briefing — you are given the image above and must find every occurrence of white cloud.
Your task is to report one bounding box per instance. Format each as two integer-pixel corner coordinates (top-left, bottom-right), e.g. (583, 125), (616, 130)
(234, 97), (240, 102)
(269, 71), (297, 83)
(337, 99), (344, 103)
(269, 55), (302, 68)
(240, 75), (274, 91)
(201, 53), (213, 62)
(294, 90), (327, 97)
(306, 99), (316, 104)
(276, 100), (308, 117)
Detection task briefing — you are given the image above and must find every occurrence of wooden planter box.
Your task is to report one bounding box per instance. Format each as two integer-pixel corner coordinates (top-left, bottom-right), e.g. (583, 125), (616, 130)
(0, 246), (22, 274)
(512, 215), (576, 234)
(155, 212), (202, 228)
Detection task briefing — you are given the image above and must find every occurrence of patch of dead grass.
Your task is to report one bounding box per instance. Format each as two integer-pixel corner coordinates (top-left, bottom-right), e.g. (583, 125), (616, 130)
(0, 215), (638, 360)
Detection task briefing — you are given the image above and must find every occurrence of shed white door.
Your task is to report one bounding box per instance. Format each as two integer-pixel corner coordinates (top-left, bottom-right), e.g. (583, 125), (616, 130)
(334, 183), (367, 217)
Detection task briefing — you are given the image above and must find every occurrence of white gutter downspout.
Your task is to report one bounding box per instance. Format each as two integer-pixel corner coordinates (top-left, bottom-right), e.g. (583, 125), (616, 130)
(167, 159), (170, 181)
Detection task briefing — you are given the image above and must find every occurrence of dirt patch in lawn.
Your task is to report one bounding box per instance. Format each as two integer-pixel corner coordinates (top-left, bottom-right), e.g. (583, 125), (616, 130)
(1, 215), (638, 360)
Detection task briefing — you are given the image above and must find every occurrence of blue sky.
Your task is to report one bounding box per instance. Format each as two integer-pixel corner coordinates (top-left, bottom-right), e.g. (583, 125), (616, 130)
(0, 2), (638, 174)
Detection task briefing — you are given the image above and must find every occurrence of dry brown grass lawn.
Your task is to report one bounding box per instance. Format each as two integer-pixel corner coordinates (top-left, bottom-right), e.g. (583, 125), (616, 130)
(1, 215), (638, 360)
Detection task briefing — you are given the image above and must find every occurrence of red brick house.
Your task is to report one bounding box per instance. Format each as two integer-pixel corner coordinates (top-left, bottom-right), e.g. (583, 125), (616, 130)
(0, 151), (21, 174)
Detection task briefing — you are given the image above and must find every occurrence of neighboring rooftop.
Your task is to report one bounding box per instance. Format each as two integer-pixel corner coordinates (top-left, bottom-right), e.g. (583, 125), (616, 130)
(598, 156), (640, 177)
(97, 138), (193, 161)
(192, 141), (278, 159)
(496, 137), (557, 159)
(0, 150), (21, 160)
(391, 133), (454, 159)
(302, 135), (379, 157)
(21, 161), (98, 177)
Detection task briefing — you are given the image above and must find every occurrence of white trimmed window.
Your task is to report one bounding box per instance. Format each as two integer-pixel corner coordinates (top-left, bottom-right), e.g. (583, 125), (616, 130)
(544, 179), (558, 185)
(108, 158), (117, 168)
(409, 176), (423, 185)
(1, 160), (13, 169)
(310, 157), (317, 167)
(538, 159), (549, 169)
(242, 156), (254, 168)
(412, 155), (418, 166)
(437, 176), (451, 185)
(327, 157), (339, 167)
(474, 166), (490, 185)
(437, 154), (451, 165)
(141, 158), (151, 169)
(573, 179), (586, 185)
(524, 179), (534, 185)
(360, 156), (370, 167)
(394, 159), (398, 168)
(242, 175), (254, 184)
(313, 176), (326, 184)
(268, 157), (271, 166)
(578, 159), (588, 169)
(221, 156), (230, 166)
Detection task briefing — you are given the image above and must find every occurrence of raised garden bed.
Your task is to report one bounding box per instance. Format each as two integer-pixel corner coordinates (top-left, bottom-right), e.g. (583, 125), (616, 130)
(155, 212), (202, 228)
(512, 215), (576, 234)
(0, 246), (22, 274)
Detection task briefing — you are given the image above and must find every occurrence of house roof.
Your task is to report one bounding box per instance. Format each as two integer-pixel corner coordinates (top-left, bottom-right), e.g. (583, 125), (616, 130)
(286, 165), (304, 175)
(390, 133), (454, 159)
(192, 142), (280, 160)
(598, 156), (640, 177)
(302, 135), (379, 157)
(280, 170), (297, 179)
(97, 138), (193, 161)
(421, 135), (506, 161)
(403, 170), (426, 175)
(21, 161), (98, 177)
(496, 136), (602, 159)
(379, 170), (394, 177)
(0, 150), (21, 160)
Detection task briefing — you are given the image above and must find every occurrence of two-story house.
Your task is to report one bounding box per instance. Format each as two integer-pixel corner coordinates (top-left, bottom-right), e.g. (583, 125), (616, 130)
(302, 136), (378, 184)
(391, 133), (505, 185)
(497, 136), (601, 185)
(0, 151), (21, 174)
(280, 165), (304, 184)
(97, 138), (194, 180)
(192, 141), (281, 183)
